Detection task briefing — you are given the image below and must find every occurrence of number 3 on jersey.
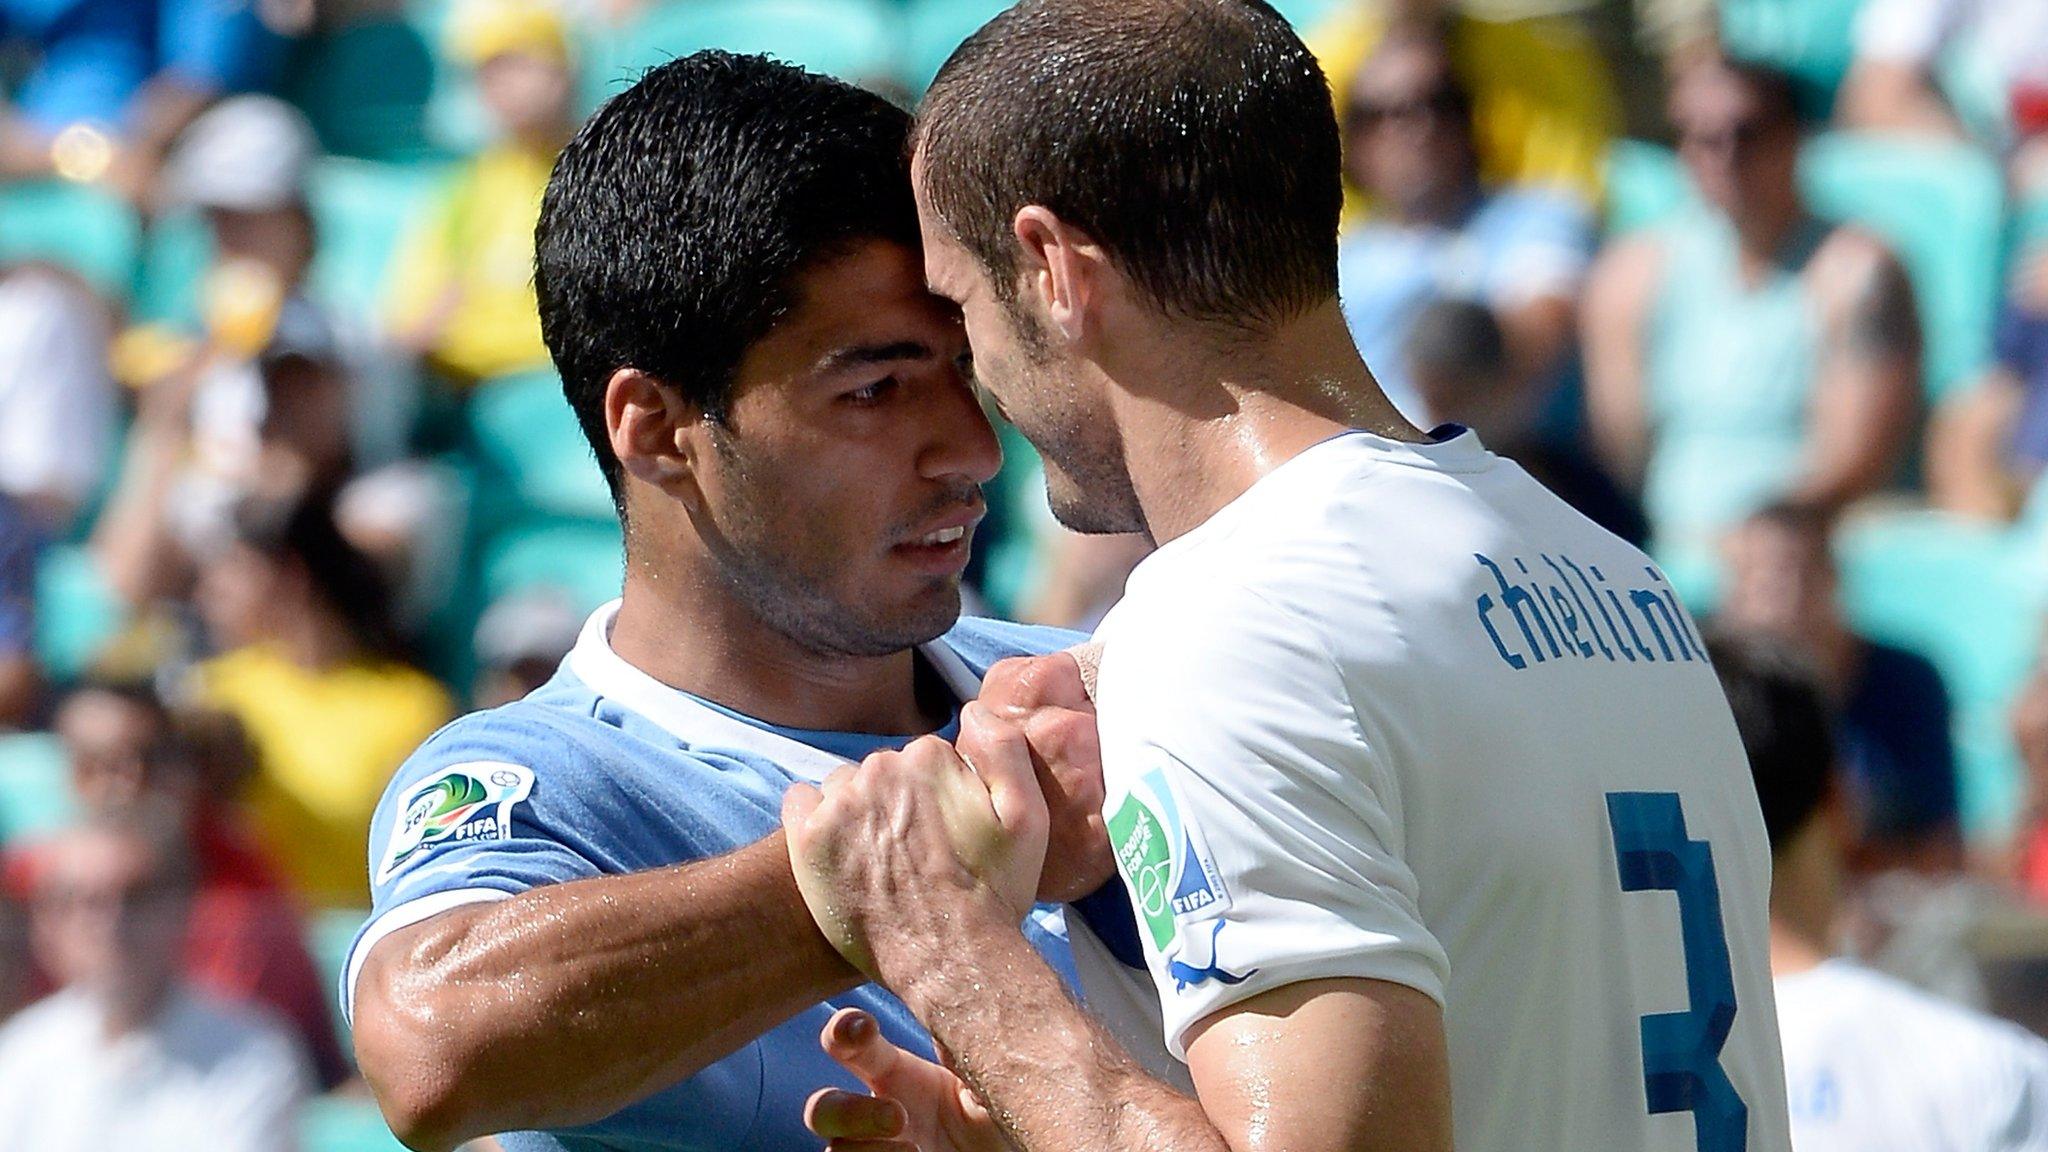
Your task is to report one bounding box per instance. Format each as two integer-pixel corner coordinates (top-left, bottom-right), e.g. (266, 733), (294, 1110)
(1607, 791), (1747, 1152)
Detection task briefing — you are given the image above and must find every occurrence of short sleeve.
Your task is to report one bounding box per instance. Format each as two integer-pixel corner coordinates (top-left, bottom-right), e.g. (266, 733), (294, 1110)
(341, 722), (605, 1022)
(1094, 581), (1448, 1059)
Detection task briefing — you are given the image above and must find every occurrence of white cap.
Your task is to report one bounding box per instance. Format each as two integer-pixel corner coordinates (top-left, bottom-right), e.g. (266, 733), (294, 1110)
(163, 96), (319, 212)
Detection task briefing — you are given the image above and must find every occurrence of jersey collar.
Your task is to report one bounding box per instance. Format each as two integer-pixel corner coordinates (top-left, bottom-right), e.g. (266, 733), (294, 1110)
(563, 600), (984, 783)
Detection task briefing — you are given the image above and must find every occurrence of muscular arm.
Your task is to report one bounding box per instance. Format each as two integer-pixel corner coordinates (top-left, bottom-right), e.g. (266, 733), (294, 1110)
(1799, 238), (1921, 511)
(886, 897), (1452, 1152)
(1580, 235), (1663, 490)
(352, 832), (859, 1151)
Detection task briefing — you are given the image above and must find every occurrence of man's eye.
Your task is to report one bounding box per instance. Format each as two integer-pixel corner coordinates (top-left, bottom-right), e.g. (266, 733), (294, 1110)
(954, 349), (977, 382)
(845, 378), (898, 405)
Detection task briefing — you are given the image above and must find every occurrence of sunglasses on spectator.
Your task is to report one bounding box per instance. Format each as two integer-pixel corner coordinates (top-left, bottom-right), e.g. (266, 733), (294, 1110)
(1346, 88), (1470, 132)
(36, 882), (187, 918)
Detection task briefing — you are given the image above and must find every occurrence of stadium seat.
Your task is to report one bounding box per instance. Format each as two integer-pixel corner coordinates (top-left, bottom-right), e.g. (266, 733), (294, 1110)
(1837, 510), (2046, 839)
(287, 17), (443, 162)
(33, 543), (123, 684)
(1268, 0), (1347, 34)
(309, 907), (367, 1059)
(464, 369), (614, 522)
(479, 518), (624, 613)
(302, 1096), (407, 1152)
(0, 181), (141, 298)
(901, 0), (1011, 93)
(1600, 133), (2007, 401)
(583, 0), (900, 109)
(0, 733), (74, 846)
(1718, 0), (1863, 111)
(307, 158), (450, 325)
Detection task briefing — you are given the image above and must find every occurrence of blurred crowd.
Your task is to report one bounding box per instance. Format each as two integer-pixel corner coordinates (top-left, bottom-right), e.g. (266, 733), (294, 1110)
(3, 0), (2048, 1146)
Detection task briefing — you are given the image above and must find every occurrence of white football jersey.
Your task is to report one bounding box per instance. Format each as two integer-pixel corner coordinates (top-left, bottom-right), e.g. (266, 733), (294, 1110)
(1778, 961), (2048, 1152)
(1088, 428), (1791, 1152)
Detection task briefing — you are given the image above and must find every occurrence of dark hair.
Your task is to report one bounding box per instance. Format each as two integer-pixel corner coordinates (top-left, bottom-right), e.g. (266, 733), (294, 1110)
(1706, 631), (1835, 853)
(535, 52), (920, 511)
(915, 0), (1342, 332)
(229, 490), (403, 660)
(1676, 55), (1801, 129)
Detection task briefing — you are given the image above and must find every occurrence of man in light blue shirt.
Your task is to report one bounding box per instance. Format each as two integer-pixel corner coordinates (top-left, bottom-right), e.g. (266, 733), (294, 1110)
(345, 53), (1149, 1152)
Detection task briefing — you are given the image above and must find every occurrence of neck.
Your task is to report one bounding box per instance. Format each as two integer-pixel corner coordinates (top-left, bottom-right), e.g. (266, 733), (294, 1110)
(1111, 300), (1427, 544)
(1731, 197), (1808, 269)
(1767, 831), (1838, 977)
(276, 600), (362, 670)
(97, 978), (174, 1040)
(609, 550), (936, 736)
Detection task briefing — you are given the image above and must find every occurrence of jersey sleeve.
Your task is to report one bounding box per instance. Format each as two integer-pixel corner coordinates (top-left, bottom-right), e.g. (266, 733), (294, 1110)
(341, 713), (606, 1023)
(1094, 581), (1448, 1060)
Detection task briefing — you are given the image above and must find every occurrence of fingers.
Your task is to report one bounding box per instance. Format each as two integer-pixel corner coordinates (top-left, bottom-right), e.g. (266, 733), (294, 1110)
(821, 1008), (910, 1096)
(980, 652), (1093, 716)
(804, 1087), (906, 1142)
(957, 703), (1048, 844)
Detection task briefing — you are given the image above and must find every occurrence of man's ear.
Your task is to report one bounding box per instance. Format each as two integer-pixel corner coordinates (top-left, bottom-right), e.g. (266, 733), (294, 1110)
(1014, 206), (1106, 346)
(606, 367), (706, 506)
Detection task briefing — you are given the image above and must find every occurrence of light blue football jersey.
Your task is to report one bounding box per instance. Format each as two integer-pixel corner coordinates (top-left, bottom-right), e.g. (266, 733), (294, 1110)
(345, 602), (1145, 1152)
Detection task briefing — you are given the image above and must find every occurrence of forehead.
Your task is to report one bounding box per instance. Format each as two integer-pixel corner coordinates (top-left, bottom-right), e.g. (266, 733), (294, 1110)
(734, 238), (962, 381)
(1671, 68), (1771, 124)
(1355, 38), (1453, 101)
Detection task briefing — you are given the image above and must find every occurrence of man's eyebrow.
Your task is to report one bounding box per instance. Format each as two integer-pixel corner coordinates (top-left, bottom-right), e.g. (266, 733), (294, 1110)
(818, 341), (936, 370)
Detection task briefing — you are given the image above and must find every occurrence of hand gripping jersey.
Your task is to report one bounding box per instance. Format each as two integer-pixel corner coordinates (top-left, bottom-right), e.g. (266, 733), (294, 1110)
(1089, 429), (1793, 1152)
(346, 603), (1164, 1152)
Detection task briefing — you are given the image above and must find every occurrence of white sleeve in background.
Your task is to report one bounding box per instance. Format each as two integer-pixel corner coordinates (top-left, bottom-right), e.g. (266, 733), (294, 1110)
(206, 1011), (315, 1152)
(1094, 580), (1448, 1060)
(1853, 0), (1971, 65)
(0, 270), (115, 510)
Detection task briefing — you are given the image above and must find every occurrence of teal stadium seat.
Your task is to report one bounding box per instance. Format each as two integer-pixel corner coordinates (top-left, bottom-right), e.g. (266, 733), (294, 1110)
(307, 158), (449, 324)
(902, 0), (1011, 93)
(1267, 0), (1346, 34)
(0, 733), (75, 845)
(583, 0), (899, 109)
(1718, 0), (1864, 112)
(1601, 133), (2006, 401)
(1837, 510), (2046, 840)
(286, 17), (443, 162)
(0, 182), (140, 298)
(302, 1096), (407, 1152)
(33, 544), (122, 684)
(464, 369), (614, 522)
(479, 518), (624, 614)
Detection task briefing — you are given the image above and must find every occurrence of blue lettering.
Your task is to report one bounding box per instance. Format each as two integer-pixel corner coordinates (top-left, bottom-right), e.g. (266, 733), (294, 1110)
(1546, 554), (1614, 661)
(1476, 554), (1555, 663)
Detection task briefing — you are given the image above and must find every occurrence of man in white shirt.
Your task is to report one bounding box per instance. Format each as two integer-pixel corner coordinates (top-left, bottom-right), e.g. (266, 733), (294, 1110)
(781, 2), (1792, 1151)
(1711, 631), (2048, 1152)
(0, 815), (310, 1152)
(0, 265), (115, 531)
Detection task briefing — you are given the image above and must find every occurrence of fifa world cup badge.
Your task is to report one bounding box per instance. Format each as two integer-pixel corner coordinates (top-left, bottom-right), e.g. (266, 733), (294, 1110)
(377, 762), (537, 883)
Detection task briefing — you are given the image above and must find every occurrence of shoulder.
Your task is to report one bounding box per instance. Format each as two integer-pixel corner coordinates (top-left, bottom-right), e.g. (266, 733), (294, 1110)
(943, 616), (1088, 666)
(1584, 230), (1668, 311)
(1811, 226), (1909, 300)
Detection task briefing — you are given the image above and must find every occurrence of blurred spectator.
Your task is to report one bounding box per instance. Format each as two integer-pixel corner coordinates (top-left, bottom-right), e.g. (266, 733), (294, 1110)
(470, 587), (580, 708)
(1719, 502), (1962, 874)
(1927, 234), (2048, 521)
(188, 493), (451, 907)
(2011, 660), (2048, 903)
(0, 265), (116, 533)
(335, 459), (466, 633)
(0, 883), (28, 1025)
(1405, 299), (1648, 545)
(44, 679), (348, 1086)
(0, 814), (311, 1151)
(1310, 1), (1619, 214)
(1836, 0), (2048, 148)
(1018, 532), (1152, 633)
(93, 95), (352, 609)
(384, 0), (574, 389)
(1582, 57), (1921, 588)
(0, 493), (40, 728)
(0, 0), (289, 203)
(1711, 631), (2048, 1151)
(1336, 22), (1592, 424)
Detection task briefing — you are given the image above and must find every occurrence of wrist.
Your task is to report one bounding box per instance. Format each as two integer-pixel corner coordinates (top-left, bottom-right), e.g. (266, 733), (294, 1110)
(873, 884), (1024, 1015)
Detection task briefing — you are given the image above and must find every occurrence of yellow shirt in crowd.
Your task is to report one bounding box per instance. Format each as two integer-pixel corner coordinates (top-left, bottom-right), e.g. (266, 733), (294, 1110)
(1311, 8), (1621, 217)
(385, 142), (556, 386)
(194, 645), (454, 907)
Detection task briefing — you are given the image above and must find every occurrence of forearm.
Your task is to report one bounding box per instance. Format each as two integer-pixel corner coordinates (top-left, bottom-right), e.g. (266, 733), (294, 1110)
(889, 898), (1230, 1152)
(357, 833), (859, 1148)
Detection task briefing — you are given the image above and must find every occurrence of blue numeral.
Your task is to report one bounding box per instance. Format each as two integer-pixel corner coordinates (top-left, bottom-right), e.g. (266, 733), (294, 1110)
(1607, 791), (1747, 1152)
